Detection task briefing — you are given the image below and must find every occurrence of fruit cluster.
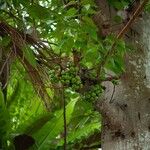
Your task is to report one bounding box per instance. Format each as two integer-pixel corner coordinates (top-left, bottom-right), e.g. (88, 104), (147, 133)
(84, 84), (102, 101)
(61, 65), (82, 91)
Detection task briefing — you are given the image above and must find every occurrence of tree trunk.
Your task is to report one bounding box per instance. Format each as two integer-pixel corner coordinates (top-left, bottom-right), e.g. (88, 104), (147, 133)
(98, 14), (150, 150)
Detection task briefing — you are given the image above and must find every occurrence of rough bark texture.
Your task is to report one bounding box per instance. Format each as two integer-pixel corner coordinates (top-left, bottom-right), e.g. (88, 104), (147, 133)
(100, 46), (150, 149)
(95, 1), (150, 149)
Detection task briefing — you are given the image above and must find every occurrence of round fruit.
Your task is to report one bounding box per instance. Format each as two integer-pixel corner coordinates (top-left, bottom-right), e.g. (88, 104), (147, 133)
(83, 84), (102, 102)
(60, 65), (82, 91)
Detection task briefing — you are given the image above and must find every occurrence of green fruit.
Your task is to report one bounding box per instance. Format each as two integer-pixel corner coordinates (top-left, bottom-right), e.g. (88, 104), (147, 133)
(76, 80), (81, 84)
(65, 76), (70, 80)
(71, 78), (76, 83)
(91, 93), (96, 97)
(95, 96), (99, 100)
(70, 67), (75, 72)
(61, 80), (65, 83)
(95, 84), (99, 89)
(76, 76), (81, 81)
(76, 85), (80, 89)
(61, 74), (66, 78)
(96, 90), (100, 95)
(65, 80), (70, 84)
(91, 97), (95, 101)
(86, 94), (90, 99)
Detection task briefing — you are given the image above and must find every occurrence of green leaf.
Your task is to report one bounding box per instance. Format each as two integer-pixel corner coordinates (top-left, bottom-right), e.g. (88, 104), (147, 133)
(16, 113), (52, 135)
(81, 0), (95, 6)
(0, 36), (11, 47)
(113, 15), (123, 23)
(116, 39), (126, 54)
(84, 26), (97, 40)
(66, 8), (77, 17)
(0, 88), (5, 107)
(145, 2), (150, 12)
(59, 37), (74, 54)
(22, 46), (36, 67)
(0, 88), (9, 148)
(58, 122), (100, 146)
(82, 45), (100, 67)
(7, 81), (21, 108)
(107, 0), (129, 9)
(105, 56), (125, 74)
(33, 97), (78, 150)
(27, 4), (50, 20)
(82, 16), (97, 28)
(12, 0), (21, 7)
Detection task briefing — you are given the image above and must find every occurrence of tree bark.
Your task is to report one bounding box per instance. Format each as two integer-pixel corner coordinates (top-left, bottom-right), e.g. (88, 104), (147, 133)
(97, 12), (150, 150)
(100, 49), (150, 149)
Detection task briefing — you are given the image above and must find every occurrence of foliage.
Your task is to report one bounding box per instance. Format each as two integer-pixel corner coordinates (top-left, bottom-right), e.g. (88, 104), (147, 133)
(0, 88), (9, 149)
(0, 0), (146, 149)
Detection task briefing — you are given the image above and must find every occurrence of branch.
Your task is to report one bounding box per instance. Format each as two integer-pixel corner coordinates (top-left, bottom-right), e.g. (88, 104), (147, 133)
(109, 84), (116, 103)
(63, 88), (67, 150)
(101, 76), (120, 82)
(61, 85), (67, 150)
(64, 1), (78, 9)
(80, 73), (120, 86)
(117, 0), (148, 39)
(81, 144), (101, 149)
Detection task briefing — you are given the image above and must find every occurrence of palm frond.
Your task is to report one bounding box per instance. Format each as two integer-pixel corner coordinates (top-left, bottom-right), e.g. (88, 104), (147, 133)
(0, 21), (56, 111)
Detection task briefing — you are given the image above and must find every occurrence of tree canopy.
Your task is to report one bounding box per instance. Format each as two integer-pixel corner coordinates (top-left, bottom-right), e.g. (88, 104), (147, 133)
(0, 0), (149, 149)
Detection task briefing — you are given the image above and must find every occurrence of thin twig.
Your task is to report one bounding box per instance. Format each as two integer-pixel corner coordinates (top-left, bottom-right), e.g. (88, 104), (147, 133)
(61, 86), (67, 150)
(80, 144), (101, 149)
(109, 84), (116, 103)
(117, 0), (148, 39)
(0, 50), (12, 76)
